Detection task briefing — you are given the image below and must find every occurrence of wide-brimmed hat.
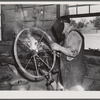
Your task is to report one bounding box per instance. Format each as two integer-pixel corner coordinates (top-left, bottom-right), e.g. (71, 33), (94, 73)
(51, 16), (70, 43)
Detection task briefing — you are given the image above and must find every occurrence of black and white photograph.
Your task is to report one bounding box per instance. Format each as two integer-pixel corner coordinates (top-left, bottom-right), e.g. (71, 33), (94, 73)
(0, 2), (100, 93)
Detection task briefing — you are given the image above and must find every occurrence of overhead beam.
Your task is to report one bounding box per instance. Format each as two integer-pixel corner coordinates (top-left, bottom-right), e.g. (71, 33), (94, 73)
(68, 4), (96, 8)
(68, 12), (100, 18)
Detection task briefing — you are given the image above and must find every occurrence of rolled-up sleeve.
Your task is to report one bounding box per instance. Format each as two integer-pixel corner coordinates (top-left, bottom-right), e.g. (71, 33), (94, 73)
(65, 31), (82, 58)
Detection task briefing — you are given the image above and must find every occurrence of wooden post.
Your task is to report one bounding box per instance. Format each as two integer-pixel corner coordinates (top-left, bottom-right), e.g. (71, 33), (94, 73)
(56, 5), (60, 19)
(60, 5), (69, 16)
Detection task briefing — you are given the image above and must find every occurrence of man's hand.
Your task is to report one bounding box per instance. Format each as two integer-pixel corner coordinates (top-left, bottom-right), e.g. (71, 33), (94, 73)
(51, 43), (61, 51)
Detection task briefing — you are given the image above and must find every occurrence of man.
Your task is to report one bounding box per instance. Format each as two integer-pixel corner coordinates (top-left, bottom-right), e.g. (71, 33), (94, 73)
(51, 16), (86, 91)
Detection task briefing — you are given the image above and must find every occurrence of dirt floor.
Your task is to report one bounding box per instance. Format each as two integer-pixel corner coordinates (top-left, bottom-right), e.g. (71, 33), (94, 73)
(0, 64), (100, 91)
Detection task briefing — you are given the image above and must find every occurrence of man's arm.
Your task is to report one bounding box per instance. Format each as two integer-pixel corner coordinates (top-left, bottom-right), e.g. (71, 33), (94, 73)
(51, 31), (82, 58)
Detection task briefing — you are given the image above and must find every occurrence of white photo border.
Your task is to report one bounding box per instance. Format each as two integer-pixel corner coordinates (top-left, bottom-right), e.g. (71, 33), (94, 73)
(0, 1), (100, 99)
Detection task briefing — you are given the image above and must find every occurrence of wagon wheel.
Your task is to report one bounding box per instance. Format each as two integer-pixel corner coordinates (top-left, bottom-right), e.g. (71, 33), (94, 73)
(14, 27), (56, 81)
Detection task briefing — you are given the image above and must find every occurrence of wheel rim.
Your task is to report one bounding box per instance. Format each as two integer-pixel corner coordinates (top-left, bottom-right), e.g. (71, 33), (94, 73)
(14, 27), (56, 81)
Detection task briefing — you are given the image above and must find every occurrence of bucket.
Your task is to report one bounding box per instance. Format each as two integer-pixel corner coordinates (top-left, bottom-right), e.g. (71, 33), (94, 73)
(11, 78), (30, 90)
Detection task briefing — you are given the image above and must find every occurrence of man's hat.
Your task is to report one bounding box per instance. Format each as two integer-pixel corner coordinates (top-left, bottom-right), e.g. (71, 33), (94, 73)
(51, 16), (70, 43)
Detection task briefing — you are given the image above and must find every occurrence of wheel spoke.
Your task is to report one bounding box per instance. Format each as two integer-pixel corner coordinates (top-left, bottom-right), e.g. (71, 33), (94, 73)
(17, 42), (29, 53)
(39, 49), (53, 53)
(42, 42), (50, 50)
(25, 56), (33, 69)
(33, 56), (39, 76)
(37, 34), (45, 49)
(36, 54), (51, 70)
(38, 33), (45, 44)
(18, 38), (31, 50)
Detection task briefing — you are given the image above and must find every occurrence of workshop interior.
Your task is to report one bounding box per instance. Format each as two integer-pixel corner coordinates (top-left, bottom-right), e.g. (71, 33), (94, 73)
(0, 4), (100, 91)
